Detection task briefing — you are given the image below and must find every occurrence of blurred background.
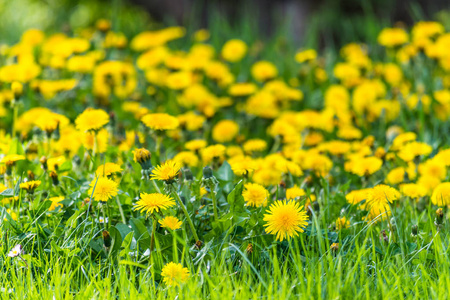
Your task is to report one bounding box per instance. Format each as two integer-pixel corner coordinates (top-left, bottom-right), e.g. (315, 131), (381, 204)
(1, 0), (450, 49)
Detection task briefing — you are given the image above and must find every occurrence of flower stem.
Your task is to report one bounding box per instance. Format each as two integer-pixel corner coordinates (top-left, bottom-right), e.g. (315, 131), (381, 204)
(150, 215), (157, 252)
(210, 187), (219, 221)
(101, 204), (107, 230)
(173, 230), (178, 262)
(171, 185), (199, 242)
(151, 179), (161, 194)
(19, 255), (29, 269)
(116, 196), (126, 224)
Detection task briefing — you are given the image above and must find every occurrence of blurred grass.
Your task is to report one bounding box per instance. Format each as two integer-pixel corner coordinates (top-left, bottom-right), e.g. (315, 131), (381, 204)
(0, 0), (152, 43)
(2, 0), (450, 52)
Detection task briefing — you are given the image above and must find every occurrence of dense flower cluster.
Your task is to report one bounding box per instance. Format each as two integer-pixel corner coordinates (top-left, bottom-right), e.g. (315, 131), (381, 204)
(1, 19), (450, 289)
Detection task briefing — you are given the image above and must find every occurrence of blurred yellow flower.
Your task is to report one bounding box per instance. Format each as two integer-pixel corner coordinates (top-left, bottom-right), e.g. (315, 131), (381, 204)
(75, 108), (109, 132)
(159, 216), (182, 230)
(141, 113), (179, 131)
(242, 183), (269, 207)
(161, 262), (189, 286)
(221, 39), (247, 62)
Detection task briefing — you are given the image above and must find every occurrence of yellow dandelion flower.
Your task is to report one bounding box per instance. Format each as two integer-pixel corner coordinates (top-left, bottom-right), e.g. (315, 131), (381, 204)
(159, 216), (182, 230)
(221, 39), (247, 62)
(212, 120), (239, 143)
(20, 180), (41, 193)
(95, 162), (123, 177)
(151, 160), (181, 182)
(141, 113), (179, 131)
(417, 175), (441, 195)
(201, 144), (226, 165)
(251, 61), (278, 82)
(431, 182), (450, 206)
(48, 196), (64, 211)
(35, 112), (69, 134)
(400, 183), (428, 199)
(243, 139), (267, 154)
(200, 187), (208, 197)
(419, 158), (447, 181)
(87, 177), (118, 202)
(11, 81), (23, 98)
(347, 156), (383, 177)
(378, 28), (408, 47)
(173, 151), (199, 167)
(229, 156), (256, 176)
(295, 49), (317, 63)
(242, 183), (269, 207)
(0, 183), (7, 193)
(286, 185), (306, 200)
(6, 209), (17, 221)
(133, 148), (152, 170)
(367, 184), (401, 203)
(253, 168), (282, 187)
(228, 82), (257, 97)
(336, 216), (350, 230)
(263, 200), (309, 241)
(365, 184), (400, 221)
(161, 262), (190, 286)
(185, 139), (207, 152)
(1, 154), (25, 167)
(134, 193), (175, 214)
(194, 29), (210, 42)
(75, 108), (109, 132)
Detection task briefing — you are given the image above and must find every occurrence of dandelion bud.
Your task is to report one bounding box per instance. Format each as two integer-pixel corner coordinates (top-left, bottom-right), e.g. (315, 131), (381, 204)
(96, 19), (111, 32)
(184, 168), (194, 181)
(435, 208), (444, 227)
(246, 243), (253, 255)
(330, 242), (339, 252)
(83, 197), (91, 207)
(11, 81), (23, 99)
(380, 230), (389, 243)
(362, 135), (375, 147)
(375, 147), (386, 159)
(102, 230), (111, 249)
(49, 171), (59, 186)
(20, 180), (41, 194)
(133, 148), (152, 170)
(195, 240), (203, 249)
(73, 155), (81, 166)
(312, 201), (320, 213)
(27, 170), (35, 180)
(25, 143), (38, 159)
(411, 224), (418, 237)
(202, 166), (213, 179)
(201, 166), (218, 187)
(40, 156), (48, 171)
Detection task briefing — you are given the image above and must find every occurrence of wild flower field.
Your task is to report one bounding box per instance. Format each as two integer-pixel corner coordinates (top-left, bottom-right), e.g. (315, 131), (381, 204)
(1, 17), (450, 299)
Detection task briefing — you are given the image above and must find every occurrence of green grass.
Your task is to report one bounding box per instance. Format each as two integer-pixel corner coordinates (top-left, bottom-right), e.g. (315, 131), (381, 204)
(1, 193), (450, 299)
(2, 1), (450, 299)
